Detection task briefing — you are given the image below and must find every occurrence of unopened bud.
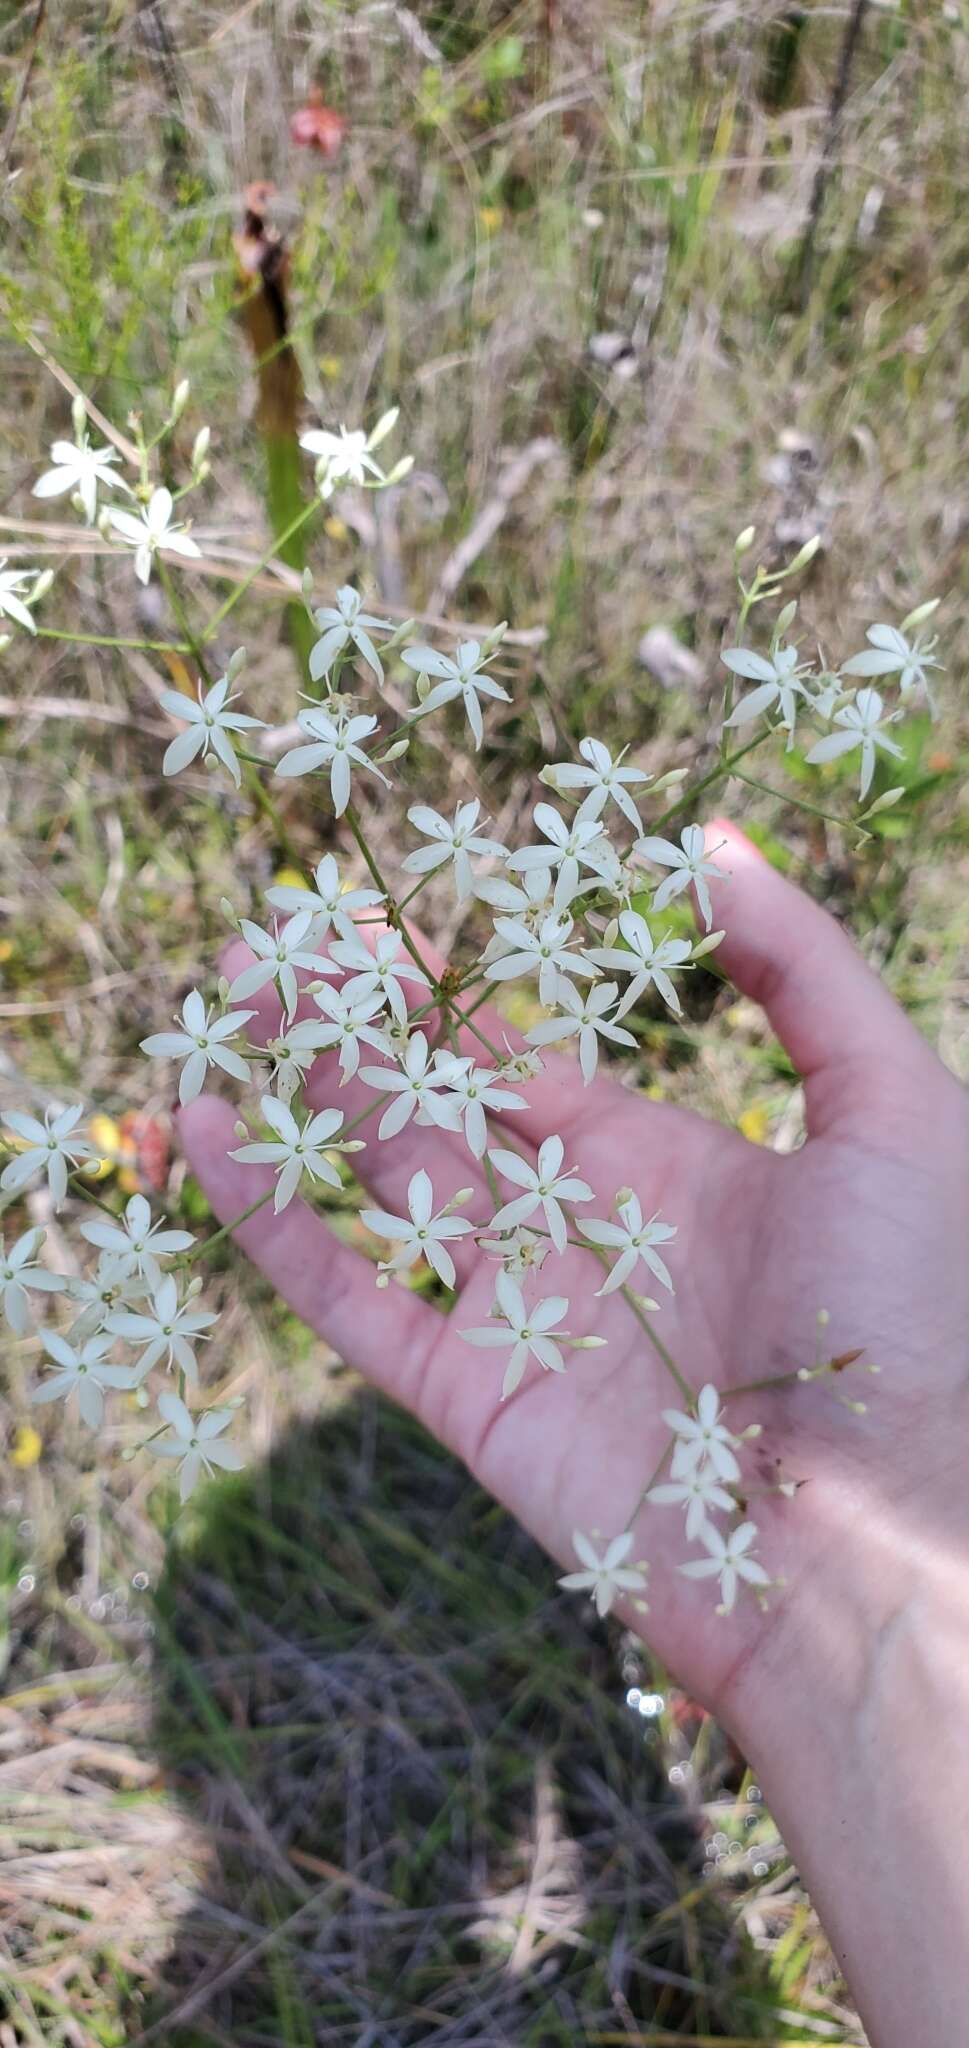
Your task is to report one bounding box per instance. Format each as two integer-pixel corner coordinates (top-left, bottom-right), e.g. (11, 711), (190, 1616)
(482, 619), (508, 656)
(191, 425), (211, 470)
(341, 1139), (367, 1153)
(30, 568), (54, 603)
(383, 454), (414, 486)
(233, 1120), (249, 1140)
(615, 1186), (634, 1207)
(415, 672), (431, 702)
(739, 1422), (762, 1440)
(302, 567), (315, 595)
(900, 596), (940, 633)
(734, 524), (756, 555)
(97, 507), (112, 536)
(692, 929), (724, 959)
(368, 405), (399, 450)
(449, 1187), (474, 1209)
(816, 1307), (830, 1327)
(227, 645), (247, 680)
(775, 599), (797, 636)
(171, 377), (190, 421)
(219, 901), (239, 930)
(786, 533), (821, 575)
(71, 392), (88, 439)
(379, 737), (410, 764)
(651, 767), (688, 791)
(602, 918), (619, 948)
(570, 1334), (608, 1350)
(185, 1275), (204, 1299)
(217, 979), (232, 1008)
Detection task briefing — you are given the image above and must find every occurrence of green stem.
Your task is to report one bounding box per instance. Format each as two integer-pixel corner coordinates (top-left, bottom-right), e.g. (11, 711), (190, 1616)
(36, 626), (192, 653)
(183, 1187), (276, 1264)
(731, 764), (856, 832)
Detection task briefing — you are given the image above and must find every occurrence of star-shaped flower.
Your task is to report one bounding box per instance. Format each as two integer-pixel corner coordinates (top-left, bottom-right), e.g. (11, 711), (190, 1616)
(634, 824), (726, 931)
(648, 1463), (735, 1539)
(580, 1192), (677, 1295)
(31, 1332), (136, 1429)
(585, 912), (692, 1019)
(79, 1192), (194, 1282)
(359, 1030), (465, 1140)
(327, 930), (430, 1026)
(402, 800), (506, 904)
(428, 1053), (527, 1160)
(107, 1273), (218, 1381)
(679, 1520), (770, 1613)
(230, 1096), (353, 1212)
(507, 802), (617, 902)
(159, 673), (265, 789)
(721, 642), (811, 743)
(141, 990), (255, 1104)
(483, 911), (597, 1007)
(0, 560), (41, 633)
(526, 978), (636, 1084)
(299, 408), (400, 499)
(662, 1383), (741, 1483)
(228, 912), (337, 1021)
(266, 854), (383, 938)
(360, 1168), (473, 1290)
(401, 639), (510, 750)
(841, 621), (942, 709)
(310, 584), (393, 684)
(33, 430), (132, 525)
(558, 1530), (648, 1617)
(0, 1228), (66, 1334)
(150, 1389), (245, 1502)
(806, 686), (904, 801)
(544, 737), (651, 830)
(488, 1133), (593, 1254)
(460, 1268), (571, 1398)
(1, 1105), (97, 1206)
(108, 486), (201, 585)
(309, 985), (393, 1079)
(274, 707), (390, 816)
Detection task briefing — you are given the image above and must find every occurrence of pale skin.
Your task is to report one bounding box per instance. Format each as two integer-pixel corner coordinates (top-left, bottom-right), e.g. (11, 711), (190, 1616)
(180, 821), (969, 2046)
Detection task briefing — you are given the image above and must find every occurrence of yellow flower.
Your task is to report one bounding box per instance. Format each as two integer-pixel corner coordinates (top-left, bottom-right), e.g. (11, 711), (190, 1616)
(271, 866), (307, 894)
(738, 1104), (770, 1146)
(11, 1424), (42, 1469)
(81, 1112), (124, 1180)
(478, 205), (503, 235)
(323, 515), (348, 542)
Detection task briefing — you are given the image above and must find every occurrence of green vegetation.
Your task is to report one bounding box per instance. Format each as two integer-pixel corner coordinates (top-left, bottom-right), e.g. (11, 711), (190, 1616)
(1, 1), (967, 2040)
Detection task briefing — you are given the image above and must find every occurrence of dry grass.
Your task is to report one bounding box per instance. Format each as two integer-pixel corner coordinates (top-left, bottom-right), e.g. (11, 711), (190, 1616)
(1, 0), (968, 2040)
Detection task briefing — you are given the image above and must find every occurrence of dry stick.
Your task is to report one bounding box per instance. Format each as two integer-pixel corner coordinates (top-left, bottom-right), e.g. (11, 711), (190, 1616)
(795, 0), (870, 304)
(21, 332), (140, 467)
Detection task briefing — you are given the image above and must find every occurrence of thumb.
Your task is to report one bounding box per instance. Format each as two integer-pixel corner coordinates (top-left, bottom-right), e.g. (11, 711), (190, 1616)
(704, 820), (939, 1136)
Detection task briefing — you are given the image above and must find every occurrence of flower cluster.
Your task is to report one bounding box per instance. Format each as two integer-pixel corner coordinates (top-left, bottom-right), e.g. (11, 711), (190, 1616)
(1, 395), (917, 1594)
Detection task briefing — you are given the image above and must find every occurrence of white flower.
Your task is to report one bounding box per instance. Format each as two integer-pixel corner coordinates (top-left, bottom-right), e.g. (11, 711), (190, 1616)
(0, 1229), (65, 1335)
(461, 1269), (571, 1398)
(360, 1167), (473, 1289)
(544, 737), (651, 830)
(679, 1520), (770, 1613)
(428, 1054), (527, 1160)
(228, 911), (337, 1021)
(32, 1332), (136, 1428)
(33, 432), (131, 525)
(478, 1225), (551, 1278)
(0, 560), (41, 633)
(721, 642), (809, 742)
(108, 487), (201, 585)
(141, 990), (255, 1104)
(483, 911), (597, 1007)
(151, 1389), (245, 1502)
(634, 824), (726, 932)
(274, 707), (389, 816)
(230, 1096), (352, 1212)
(806, 686), (904, 801)
(159, 674), (265, 789)
(558, 1529), (648, 1617)
(107, 1273), (218, 1381)
(1, 1104), (97, 1206)
(358, 1031), (463, 1141)
(842, 622), (942, 708)
(488, 1133), (593, 1254)
(327, 930), (430, 1026)
(299, 409), (399, 499)
(310, 585), (393, 684)
(67, 1253), (148, 1340)
(266, 854), (383, 937)
(662, 1383), (741, 1483)
(401, 639), (510, 750)
(586, 911), (692, 1019)
(580, 1193), (677, 1296)
(309, 985), (393, 1079)
(476, 866), (558, 919)
(648, 1464), (735, 1539)
(507, 802), (617, 902)
(526, 978), (636, 1084)
(402, 800), (506, 904)
(262, 1018), (335, 1102)
(79, 1192), (193, 1281)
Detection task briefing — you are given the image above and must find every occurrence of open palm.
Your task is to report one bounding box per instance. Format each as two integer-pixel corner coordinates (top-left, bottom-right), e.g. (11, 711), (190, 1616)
(181, 821), (969, 1736)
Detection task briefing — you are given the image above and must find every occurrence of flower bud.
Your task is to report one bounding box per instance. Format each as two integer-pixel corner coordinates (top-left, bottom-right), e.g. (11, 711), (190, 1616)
(171, 378), (191, 421)
(786, 533), (821, 575)
(302, 567), (315, 595)
(379, 737), (410, 764)
(191, 425), (211, 470)
(691, 929), (725, 959)
(97, 507), (112, 536)
(219, 901), (239, 931)
(227, 645), (247, 680)
(734, 524), (756, 555)
(602, 919), (619, 948)
(481, 620), (508, 656)
(233, 1120), (249, 1140)
(415, 672), (431, 702)
(775, 599), (797, 635)
(651, 767), (688, 791)
(383, 454), (414, 486)
(367, 405), (399, 450)
(570, 1335), (608, 1349)
(449, 1187), (474, 1209)
(71, 392), (88, 440)
(30, 569), (54, 604)
(185, 1275), (204, 1299)
(615, 1186), (634, 1207)
(900, 596), (940, 633)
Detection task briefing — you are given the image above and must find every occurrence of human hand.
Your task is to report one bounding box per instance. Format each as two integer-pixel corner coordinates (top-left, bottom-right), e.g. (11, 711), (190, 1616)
(178, 820), (969, 1714)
